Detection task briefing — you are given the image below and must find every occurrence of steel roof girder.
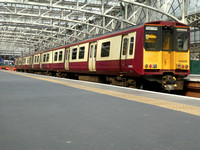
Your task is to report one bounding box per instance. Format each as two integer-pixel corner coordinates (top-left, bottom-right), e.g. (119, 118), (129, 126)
(185, 13), (200, 26)
(0, 1), (136, 26)
(0, 37), (35, 44)
(122, 0), (180, 22)
(0, 14), (92, 35)
(0, 29), (64, 42)
(0, 20), (87, 40)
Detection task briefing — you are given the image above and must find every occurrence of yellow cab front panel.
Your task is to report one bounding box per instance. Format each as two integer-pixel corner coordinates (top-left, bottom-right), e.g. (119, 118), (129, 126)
(143, 22), (190, 75)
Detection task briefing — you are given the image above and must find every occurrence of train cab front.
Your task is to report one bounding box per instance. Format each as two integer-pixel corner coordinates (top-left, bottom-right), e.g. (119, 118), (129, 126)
(143, 21), (190, 90)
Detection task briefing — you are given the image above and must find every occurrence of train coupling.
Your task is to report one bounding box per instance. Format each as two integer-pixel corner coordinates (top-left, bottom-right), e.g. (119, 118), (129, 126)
(162, 75), (177, 91)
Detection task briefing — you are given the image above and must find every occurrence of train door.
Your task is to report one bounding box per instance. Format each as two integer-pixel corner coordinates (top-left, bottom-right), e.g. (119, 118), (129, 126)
(162, 28), (173, 70)
(40, 54), (42, 69)
(30, 56), (32, 68)
(88, 42), (97, 72)
(65, 48), (70, 70)
(120, 35), (129, 72)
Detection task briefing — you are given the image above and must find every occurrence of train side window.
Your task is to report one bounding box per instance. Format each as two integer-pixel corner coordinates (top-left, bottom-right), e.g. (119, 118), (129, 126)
(90, 45), (93, 58)
(94, 44), (97, 58)
(72, 48), (77, 60)
(46, 54), (49, 62)
(59, 51), (63, 61)
(43, 54), (46, 62)
(66, 50), (70, 60)
(79, 47), (85, 59)
(66, 51), (68, 60)
(37, 56), (39, 63)
(129, 37), (134, 55)
(54, 52), (58, 61)
(34, 56), (37, 63)
(101, 41), (110, 57)
(123, 38), (129, 55)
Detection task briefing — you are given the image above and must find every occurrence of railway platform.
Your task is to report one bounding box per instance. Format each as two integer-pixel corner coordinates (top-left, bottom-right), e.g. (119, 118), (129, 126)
(184, 74), (200, 98)
(184, 74), (200, 82)
(0, 70), (200, 150)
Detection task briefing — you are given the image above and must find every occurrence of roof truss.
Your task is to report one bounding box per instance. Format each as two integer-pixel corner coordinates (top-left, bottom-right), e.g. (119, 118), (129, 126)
(0, 0), (199, 55)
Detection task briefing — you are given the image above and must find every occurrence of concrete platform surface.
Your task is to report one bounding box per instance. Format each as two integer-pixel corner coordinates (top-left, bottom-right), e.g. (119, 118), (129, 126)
(184, 74), (200, 82)
(0, 71), (200, 150)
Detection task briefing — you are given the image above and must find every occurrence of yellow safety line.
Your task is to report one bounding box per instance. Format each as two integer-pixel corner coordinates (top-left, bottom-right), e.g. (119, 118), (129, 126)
(3, 70), (200, 117)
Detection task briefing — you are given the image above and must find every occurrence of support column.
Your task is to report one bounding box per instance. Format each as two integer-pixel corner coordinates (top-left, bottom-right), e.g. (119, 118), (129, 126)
(182, 0), (186, 23)
(102, 0), (105, 34)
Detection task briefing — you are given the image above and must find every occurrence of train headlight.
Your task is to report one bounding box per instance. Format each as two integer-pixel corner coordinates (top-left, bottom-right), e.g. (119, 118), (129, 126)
(145, 64), (148, 68)
(182, 65), (185, 69)
(149, 64), (152, 68)
(185, 65), (188, 69)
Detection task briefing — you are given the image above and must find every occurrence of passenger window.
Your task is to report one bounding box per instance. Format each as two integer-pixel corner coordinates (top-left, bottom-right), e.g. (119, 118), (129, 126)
(37, 56), (39, 63)
(43, 54), (46, 62)
(54, 52), (58, 61)
(129, 37), (134, 55)
(66, 51), (68, 60)
(59, 51), (63, 61)
(79, 47), (85, 59)
(46, 54), (49, 62)
(94, 44), (97, 58)
(101, 41), (110, 57)
(123, 38), (129, 55)
(90, 45), (93, 58)
(72, 48), (77, 60)
(66, 50), (70, 60)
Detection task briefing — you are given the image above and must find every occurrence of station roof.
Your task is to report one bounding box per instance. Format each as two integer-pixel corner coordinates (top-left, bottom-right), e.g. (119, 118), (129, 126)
(0, 0), (200, 55)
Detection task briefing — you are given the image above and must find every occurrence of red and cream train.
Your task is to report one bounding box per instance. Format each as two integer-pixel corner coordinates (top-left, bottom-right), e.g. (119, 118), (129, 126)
(15, 21), (190, 90)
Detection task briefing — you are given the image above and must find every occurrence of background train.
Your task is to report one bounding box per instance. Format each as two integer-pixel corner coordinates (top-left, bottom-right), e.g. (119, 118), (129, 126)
(15, 21), (190, 91)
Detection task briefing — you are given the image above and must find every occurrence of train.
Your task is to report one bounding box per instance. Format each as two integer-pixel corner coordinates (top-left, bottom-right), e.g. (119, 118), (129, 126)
(15, 21), (190, 91)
